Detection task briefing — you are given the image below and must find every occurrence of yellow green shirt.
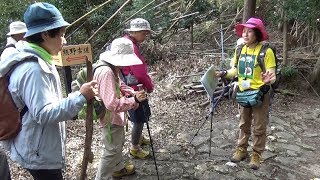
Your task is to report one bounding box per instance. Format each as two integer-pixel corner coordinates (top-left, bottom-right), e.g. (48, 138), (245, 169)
(228, 43), (276, 91)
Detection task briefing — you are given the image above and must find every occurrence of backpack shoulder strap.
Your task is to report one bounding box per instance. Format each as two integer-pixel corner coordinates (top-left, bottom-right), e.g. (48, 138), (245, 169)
(0, 44), (16, 56)
(257, 43), (270, 73)
(234, 44), (244, 68)
(4, 44), (16, 49)
(6, 57), (38, 77)
(5, 58), (36, 117)
(94, 62), (115, 75)
(94, 62), (119, 82)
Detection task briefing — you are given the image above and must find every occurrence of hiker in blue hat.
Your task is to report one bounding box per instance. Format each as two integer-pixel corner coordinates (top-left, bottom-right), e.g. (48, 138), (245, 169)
(0, 2), (98, 179)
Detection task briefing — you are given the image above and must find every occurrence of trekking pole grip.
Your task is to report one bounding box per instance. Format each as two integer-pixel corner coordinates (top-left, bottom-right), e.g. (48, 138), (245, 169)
(137, 84), (143, 91)
(137, 84), (147, 104)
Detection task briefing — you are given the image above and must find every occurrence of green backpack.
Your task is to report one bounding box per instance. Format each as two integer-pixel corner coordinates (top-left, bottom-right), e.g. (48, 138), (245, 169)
(71, 63), (120, 121)
(72, 62), (120, 143)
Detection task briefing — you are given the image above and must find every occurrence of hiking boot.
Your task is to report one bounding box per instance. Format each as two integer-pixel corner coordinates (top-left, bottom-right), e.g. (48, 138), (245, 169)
(249, 151), (262, 170)
(130, 148), (150, 159)
(112, 163), (136, 178)
(230, 147), (248, 163)
(139, 136), (150, 146)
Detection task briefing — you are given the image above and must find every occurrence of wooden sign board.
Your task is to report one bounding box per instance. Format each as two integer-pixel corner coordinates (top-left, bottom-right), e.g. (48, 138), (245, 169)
(53, 44), (93, 66)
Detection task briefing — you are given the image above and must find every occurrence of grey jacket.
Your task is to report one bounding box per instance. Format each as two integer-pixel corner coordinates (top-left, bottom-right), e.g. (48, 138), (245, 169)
(0, 41), (86, 169)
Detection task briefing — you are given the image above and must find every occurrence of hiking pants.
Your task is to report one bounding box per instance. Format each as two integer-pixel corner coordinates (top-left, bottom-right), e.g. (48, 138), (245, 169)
(95, 125), (125, 180)
(131, 122), (144, 146)
(0, 149), (11, 180)
(237, 91), (270, 154)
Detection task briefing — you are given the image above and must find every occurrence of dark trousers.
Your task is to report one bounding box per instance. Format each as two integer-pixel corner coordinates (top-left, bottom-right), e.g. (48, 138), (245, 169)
(0, 149), (11, 180)
(27, 169), (63, 180)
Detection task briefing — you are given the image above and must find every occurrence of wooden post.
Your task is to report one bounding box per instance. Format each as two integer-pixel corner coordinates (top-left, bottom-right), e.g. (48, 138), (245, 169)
(62, 66), (72, 95)
(282, 8), (288, 66)
(79, 57), (94, 180)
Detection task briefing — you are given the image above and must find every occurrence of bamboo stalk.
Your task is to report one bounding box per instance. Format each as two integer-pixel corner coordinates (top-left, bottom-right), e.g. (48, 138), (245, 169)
(123, 0), (155, 24)
(142, 0), (173, 14)
(176, 73), (204, 78)
(223, 7), (243, 37)
(67, 0), (113, 31)
(160, 0), (197, 40)
(170, 12), (199, 21)
(85, 0), (131, 44)
(98, 0), (155, 49)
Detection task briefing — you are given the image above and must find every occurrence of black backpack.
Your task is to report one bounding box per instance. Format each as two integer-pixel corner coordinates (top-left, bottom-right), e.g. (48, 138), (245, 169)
(235, 43), (281, 90)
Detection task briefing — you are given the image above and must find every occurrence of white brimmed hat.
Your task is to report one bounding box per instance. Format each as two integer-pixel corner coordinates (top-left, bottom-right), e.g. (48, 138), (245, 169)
(7, 21), (27, 36)
(125, 18), (153, 32)
(99, 38), (142, 66)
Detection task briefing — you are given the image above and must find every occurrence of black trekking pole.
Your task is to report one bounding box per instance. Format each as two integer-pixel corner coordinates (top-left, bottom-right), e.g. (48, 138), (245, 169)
(137, 84), (159, 180)
(189, 83), (230, 156)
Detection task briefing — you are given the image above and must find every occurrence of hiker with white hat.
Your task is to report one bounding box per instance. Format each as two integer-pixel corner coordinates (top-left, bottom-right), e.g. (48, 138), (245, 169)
(94, 37), (146, 179)
(0, 2), (98, 179)
(122, 18), (155, 160)
(0, 21), (27, 61)
(0, 20), (27, 180)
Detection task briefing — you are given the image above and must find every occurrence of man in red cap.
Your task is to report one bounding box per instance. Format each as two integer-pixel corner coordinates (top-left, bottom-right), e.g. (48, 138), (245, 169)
(216, 17), (276, 170)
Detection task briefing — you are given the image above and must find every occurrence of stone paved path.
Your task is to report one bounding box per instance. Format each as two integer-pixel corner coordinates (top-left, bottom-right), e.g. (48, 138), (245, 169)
(118, 108), (320, 180)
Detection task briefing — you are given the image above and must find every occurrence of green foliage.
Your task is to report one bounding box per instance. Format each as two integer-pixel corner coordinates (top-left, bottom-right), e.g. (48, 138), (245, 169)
(180, 0), (219, 29)
(193, 21), (214, 42)
(0, 1), (30, 46)
(0, 0), (222, 52)
(281, 65), (299, 78)
(267, 0), (320, 27)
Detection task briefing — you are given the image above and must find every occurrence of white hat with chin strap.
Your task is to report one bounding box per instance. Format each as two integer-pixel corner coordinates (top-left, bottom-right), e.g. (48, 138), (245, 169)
(125, 18), (153, 32)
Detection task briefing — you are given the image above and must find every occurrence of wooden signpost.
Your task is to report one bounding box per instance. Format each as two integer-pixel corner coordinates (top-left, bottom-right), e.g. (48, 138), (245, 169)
(53, 44), (94, 180)
(53, 44), (93, 66)
(53, 44), (93, 95)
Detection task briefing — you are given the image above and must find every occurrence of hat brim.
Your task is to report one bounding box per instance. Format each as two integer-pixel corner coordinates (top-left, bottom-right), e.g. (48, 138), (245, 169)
(24, 20), (70, 37)
(125, 28), (155, 34)
(7, 29), (27, 36)
(99, 52), (142, 67)
(235, 23), (268, 41)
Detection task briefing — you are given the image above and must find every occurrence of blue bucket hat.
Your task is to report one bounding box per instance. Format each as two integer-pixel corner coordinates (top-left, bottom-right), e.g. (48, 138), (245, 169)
(24, 2), (70, 37)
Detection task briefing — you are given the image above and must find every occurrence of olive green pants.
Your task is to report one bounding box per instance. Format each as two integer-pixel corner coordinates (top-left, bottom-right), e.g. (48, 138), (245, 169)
(237, 92), (270, 154)
(95, 125), (125, 180)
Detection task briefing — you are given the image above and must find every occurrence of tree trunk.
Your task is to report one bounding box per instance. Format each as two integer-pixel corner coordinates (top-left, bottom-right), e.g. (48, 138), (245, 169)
(310, 58), (320, 86)
(282, 8), (288, 66)
(243, 0), (256, 23)
(79, 59), (94, 180)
